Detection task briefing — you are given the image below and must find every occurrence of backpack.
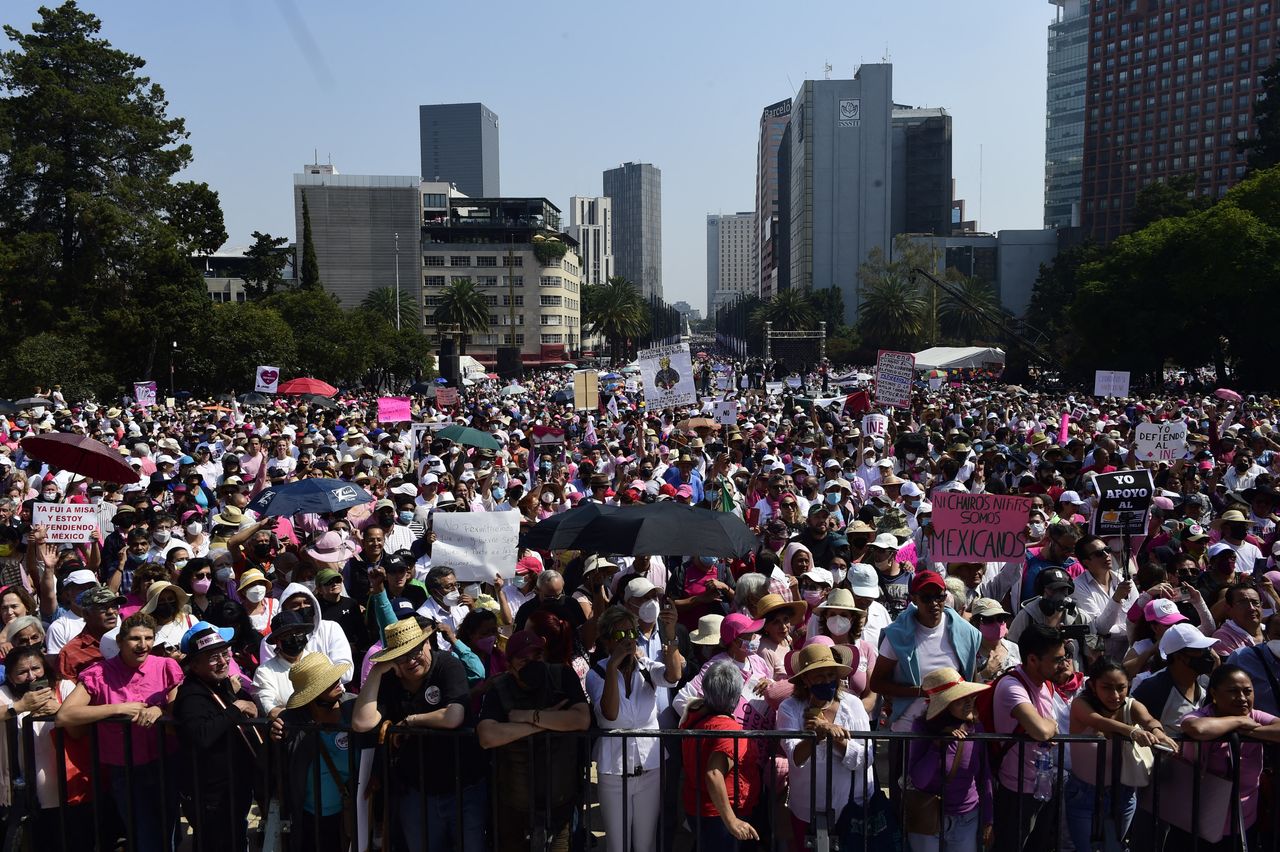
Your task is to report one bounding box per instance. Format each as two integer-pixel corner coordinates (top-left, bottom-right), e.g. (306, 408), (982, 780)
(973, 666), (1028, 771)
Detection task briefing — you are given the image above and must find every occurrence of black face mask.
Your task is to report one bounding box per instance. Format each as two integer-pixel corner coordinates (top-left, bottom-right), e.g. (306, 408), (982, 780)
(252, 543), (272, 558)
(516, 660), (548, 691)
(1185, 651), (1216, 675)
(295, 605), (315, 624)
(1040, 593), (1072, 614)
(277, 633), (309, 656)
(153, 603), (176, 622)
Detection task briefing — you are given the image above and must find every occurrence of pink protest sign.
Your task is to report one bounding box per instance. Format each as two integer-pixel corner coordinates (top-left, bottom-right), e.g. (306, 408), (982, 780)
(930, 491), (1032, 563)
(376, 396), (412, 423)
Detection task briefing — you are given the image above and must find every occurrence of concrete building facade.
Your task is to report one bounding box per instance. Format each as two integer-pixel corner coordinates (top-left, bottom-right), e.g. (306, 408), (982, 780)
(1045, 0), (1089, 229)
(603, 162), (662, 299)
(419, 102), (500, 198)
(756, 98), (792, 300)
(706, 211), (756, 314)
(908, 229), (1060, 318)
(568, 196), (614, 287)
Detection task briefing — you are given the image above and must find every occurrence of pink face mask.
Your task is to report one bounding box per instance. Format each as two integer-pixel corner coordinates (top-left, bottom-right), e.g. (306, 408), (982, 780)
(192, 578), (212, 595)
(979, 622), (1008, 643)
(474, 634), (497, 655)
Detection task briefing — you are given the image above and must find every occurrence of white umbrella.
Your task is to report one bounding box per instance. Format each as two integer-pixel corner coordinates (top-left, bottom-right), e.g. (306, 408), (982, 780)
(500, 385), (527, 397)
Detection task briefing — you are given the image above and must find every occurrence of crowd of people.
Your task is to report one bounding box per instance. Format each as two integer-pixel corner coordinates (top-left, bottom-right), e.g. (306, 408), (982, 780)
(0, 366), (1279, 851)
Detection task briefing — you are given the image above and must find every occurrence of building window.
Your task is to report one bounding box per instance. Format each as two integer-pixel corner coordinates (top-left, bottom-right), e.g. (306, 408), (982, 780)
(502, 276), (524, 288)
(541, 334), (564, 344)
(484, 295), (498, 306)
(423, 312), (435, 324)
(425, 275), (445, 287)
(476, 256), (497, 267)
(424, 256), (445, 267)
(502, 256), (523, 267)
(477, 276), (498, 287)
(503, 334), (525, 346)
(541, 314), (562, 326)
(425, 296), (443, 306)
(450, 256), (472, 267)
(502, 295), (524, 307)
(539, 276), (562, 288)
(540, 295), (562, 307)
(423, 193), (446, 208)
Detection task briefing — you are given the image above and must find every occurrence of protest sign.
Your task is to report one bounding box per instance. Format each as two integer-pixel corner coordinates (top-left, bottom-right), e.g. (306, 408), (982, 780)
(429, 510), (520, 581)
(875, 350), (915, 409)
(931, 492), (1032, 562)
(133, 381), (157, 407)
(638, 343), (697, 408)
(377, 396), (411, 423)
(785, 376), (802, 390)
(1090, 469), (1154, 538)
(713, 400), (738, 426)
(573, 370), (599, 411)
(435, 386), (459, 407)
(1135, 420), (1188, 463)
(255, 366), (280, 394)
(928, 376), (943, 391)
(33, 503), (99, 544)
(861, 413), (889, 438)
(765, 381), (784, 396)
(1093, 370), (1130, 399)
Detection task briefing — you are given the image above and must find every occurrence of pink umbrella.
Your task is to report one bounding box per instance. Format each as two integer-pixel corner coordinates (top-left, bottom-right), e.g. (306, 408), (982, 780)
(1214, 388), (1242, 403)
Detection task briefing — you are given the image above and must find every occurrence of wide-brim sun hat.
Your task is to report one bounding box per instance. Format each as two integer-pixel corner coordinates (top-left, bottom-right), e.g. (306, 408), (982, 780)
(140, 581), (189, 616)
(305, 531), (359, 562)
(753, 593), (807, 624)
(923, 666), (991, 719)
(817, 588), (864, 614)
(786, 642), (854, 684)
(284, 653), (350, 709)
(689, 613), (725, 646)
(370, 618), (434, 664)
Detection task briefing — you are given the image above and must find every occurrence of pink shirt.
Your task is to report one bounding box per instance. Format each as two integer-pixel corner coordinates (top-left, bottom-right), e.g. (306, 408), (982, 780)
(78, 654), (183, 766)
(993, 666), (1055, 794)
(1184, 706), (1276, 832)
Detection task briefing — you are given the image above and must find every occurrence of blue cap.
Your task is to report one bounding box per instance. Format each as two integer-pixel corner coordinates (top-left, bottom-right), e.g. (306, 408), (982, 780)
(178, 455), (195, 465)
(180, 621), (235, 655)
(267, 609), (313, 643)
(388, 597), (416, 620)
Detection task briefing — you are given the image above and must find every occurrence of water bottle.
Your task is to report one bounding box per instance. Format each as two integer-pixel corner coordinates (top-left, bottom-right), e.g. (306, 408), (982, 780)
(1032, 744), (1055, 802)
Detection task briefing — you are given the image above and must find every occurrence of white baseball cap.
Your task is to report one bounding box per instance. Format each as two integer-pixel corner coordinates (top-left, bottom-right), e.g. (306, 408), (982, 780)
(1159, 622), (1217, 659)
(847, 563), (881, 598)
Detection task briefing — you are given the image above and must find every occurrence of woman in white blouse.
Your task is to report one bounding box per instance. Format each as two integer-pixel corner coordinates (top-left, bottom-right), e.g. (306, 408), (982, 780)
(585, 605), (685, 852)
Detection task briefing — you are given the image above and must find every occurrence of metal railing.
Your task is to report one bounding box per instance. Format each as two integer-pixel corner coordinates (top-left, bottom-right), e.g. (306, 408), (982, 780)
(0, 716), (1275, 852)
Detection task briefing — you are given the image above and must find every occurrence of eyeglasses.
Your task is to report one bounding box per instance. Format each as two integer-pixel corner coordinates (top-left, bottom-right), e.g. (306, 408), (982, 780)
(1083, 549), (1109, 559)
(610, 629), (638, 641)
(205, 649), (232, 662)
(916, 592), (948, 603)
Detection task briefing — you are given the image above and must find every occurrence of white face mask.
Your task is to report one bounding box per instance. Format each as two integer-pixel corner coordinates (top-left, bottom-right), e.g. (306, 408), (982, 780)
(244, 585), (267, 604)
(1028, 522), (1046, 539)
(637, 599), (661, 624)
(185, 521), (203, 536)
(441, 590), (461, 607)
(830, 567), (847, 586)
(826, 615), (853, 636)
(745, 635), (761, 653)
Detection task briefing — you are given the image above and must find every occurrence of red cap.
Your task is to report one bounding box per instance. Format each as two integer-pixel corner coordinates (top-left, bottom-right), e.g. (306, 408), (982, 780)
(659, 483), (677, 497)
(909, 570), (946, 595)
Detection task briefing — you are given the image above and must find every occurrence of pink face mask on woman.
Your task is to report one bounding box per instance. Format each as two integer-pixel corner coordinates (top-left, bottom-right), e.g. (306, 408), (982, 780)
(978, 622), (1008, 643)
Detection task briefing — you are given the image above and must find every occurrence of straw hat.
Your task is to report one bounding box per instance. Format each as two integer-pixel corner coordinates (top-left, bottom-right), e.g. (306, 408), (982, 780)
(753, 593), (807, 624)
(140, 581), (189, 617)
(816, 588), (864, 614)
(370, 618), (433, 664)
(284, 653), (349, 709)
(786, 643), (854, 684)
(689, 613), (725, 646)
(922, 666), (991, 719)
(238, 568), (270, 594)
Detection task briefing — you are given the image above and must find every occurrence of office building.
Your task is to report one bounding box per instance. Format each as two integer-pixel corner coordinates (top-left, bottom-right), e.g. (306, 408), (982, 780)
(786, 65), (894, 324)
(568, 196), (613, 287)
(1079, 1), (1279, 242)
(421, 196), (581, 366)
(1045, 0), (1089, 229)
(891, 107), (954, 237)
(603, 162), (662, 299)
(756, 98), (792, 299)
(671, 301), (702, 322)
(419, 102), (500, 198)
(196, 248), (296, 304)
(908, 230), (1060, 317)
(293, 166), (423, 319)
(707, 212), (756, 313)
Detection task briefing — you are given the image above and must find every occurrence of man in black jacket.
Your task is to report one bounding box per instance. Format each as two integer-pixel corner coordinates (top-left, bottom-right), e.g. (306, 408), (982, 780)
(174, 621), (263, 852)
(314, 567), (368, 662)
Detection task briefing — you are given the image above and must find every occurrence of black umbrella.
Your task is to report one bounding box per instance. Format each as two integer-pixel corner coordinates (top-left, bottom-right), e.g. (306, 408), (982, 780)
(520, 502), (621, 551)
(303, 394), (337, 409)
(237, 392), (270, 405)
(407, 381), (437, 395)
(13, 397), (49, 408)
(527, 502), (758, 558)
(248, 477), (373, 517)
(550, 389), (573, 404)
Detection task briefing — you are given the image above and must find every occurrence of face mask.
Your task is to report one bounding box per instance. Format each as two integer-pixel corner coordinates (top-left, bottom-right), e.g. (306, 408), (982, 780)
(830, 567), (847, 586)
(153, 602), (175, 622)
(810, 680), (839, 702)
(1040, 594), (1070, 614)
(152, 530), (171, 546)
(825, 615), (852, 636)
(1185, 652), (1215, 675)
(842, 472), (856, 481)
(277, 633), (309, 656)
(825, 493), (840, 505)
(302, 580), (316, 591)
(475, 634), (497, 655)
(493, 488), (504, 502)
(215, 566), (233, 584)
(127, 552), (146, 566)
(441, 590), (461, 607)
(244, 585), (267, 604)
(766, 537), (786, 551)
(919, 517), (932, 528)
(745, 635), (761, 653)
(398, 511), (413, 524)
(802, 589), (825, 607)
(1028, 522), (1046, 539)
(41, 490), (57, 501)
(192, 578), (212, 594)
(185, 521), (202, 536)
(638, 599), (661, 623)
(253, 543), (272, 558)
(905, 453), (916, 462)
(979, 622), (1008, 643)
(173, 559), (188, 571)
(516, 659), (548, 691)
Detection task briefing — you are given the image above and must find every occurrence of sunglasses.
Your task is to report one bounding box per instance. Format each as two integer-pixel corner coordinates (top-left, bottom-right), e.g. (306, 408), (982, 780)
(610, 629), (639, 642)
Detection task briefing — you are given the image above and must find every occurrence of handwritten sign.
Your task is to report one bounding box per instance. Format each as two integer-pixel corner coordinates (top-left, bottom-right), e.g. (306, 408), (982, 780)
(1090, 469), (1153, 538)
(765, 382), (784, 396)
(133, 381), (157, 407)
(862, 413), (889, 438)
(931, 492), (1032, 562)
(377, 396), (411, 423)
(875, 350), (915, 409)
(434, 386), (459, 407)
(785, 376), (802, 390)
(713, 400), (738, 426)
(1136, 420), (1188, 463)
(429, 511), (520, 581)
(255, 366), (280, 394)
(33, 503), (100, 544)
(1093, 370), (1130, 399)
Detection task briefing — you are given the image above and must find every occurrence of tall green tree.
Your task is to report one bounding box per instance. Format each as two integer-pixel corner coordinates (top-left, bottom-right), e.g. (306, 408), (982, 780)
(1130, 173), (1209, 229)
(938, 275), (1001, 343)
(242, 230), (292, 299)
(582, 276), (648, 363)
(299, 190), (321, 290)
(434, 277), (490, 354)
(856, 236), (933, 350)
(1242, 57), (1280, 172)
(750, 289), (818, 334)
(360, 286), (403, 325)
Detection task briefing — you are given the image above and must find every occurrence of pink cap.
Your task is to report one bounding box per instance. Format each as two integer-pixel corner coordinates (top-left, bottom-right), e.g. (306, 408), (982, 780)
(1144, 597), (1188, 626)
(676, 484), (693, 499)
(719, 612), (764, 646)
(516, 556), (544, 575)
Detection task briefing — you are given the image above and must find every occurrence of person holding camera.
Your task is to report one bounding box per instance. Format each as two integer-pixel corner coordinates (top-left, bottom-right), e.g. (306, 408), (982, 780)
(1070, 535), (1137, 659)
(1007, 568), (1098, 669)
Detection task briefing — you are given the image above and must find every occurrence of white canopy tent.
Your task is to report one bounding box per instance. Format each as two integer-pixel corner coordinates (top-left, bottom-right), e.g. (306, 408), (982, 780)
(458, 355), (487, 376)
(912, 346), (1006, 371)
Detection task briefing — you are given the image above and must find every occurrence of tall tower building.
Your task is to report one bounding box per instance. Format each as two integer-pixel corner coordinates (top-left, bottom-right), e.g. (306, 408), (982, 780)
(1044, 0), (1089, 229)
(707, 212), (756, 314)
(756, 98), (792, 300)
(568, 196), (613, 287)
(891, 106), (954, 237)
(418, 102), (500, 197)
(786, 65), (894, 324)
(602, 162), (662, 299)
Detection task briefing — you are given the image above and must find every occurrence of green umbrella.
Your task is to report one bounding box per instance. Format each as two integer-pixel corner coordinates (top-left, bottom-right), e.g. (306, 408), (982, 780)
(437, 424), (500, 451)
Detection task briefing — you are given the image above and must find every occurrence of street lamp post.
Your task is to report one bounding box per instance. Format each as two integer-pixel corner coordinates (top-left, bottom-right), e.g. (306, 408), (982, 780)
(394, 232), (401, 331)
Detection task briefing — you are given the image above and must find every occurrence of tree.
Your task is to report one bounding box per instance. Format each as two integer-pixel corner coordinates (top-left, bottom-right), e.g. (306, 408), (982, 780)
(1130, 173), (1210, 229)
(856, 236), (934, 351)
(938, 275), (1002, 343)
(299, 190), (321, 290)
(360, 286), (403, 325)
(751, 288), (818, 333)
(241, 230), (291, 299)
(185, 301), (298, 394)
(582, 276), (648, 363)
(1241, 57), (1280, 172)
(434, 277), (490, 354)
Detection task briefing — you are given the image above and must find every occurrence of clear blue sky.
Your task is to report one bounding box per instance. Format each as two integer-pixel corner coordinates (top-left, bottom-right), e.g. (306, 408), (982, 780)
(3, 0), (1054, 313)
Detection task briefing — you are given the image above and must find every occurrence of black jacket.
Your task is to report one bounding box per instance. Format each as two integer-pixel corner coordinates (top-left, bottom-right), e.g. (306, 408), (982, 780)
(172, 673), (262, 797)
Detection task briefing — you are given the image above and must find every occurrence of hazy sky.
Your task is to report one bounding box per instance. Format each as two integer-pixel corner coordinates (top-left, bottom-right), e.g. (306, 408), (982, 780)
(2, 0), (1055, 313)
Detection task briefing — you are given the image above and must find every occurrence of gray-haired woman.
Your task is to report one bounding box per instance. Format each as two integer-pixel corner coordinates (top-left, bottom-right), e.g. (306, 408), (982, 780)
(680, 659), (761, 850)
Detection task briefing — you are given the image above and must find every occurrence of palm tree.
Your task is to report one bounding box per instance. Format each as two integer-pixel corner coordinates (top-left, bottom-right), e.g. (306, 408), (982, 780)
(938, 276), (1002, 343)
(359, 286), (401, 325)
(582, 276), (648, 363)
(858, 275), (927, 351)
(750, 288), (818, 336)
(435, 277), (490, 354)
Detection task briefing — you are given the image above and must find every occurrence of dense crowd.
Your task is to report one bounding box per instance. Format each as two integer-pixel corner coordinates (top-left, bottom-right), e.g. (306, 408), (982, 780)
(0, 366), (1278, 852)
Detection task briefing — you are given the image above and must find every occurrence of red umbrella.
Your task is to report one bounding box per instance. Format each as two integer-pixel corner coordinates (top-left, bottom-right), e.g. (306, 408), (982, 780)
(277, 377), (338, 397)
(1214, 388), (1243, 403)
(20, 433), (140, 484)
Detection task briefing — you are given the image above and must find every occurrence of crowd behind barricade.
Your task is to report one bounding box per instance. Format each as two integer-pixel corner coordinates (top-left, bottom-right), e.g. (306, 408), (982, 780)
(0, 368), (1279, 851)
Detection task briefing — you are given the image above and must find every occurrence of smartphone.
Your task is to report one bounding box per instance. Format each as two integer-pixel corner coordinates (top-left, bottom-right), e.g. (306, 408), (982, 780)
(1152, 742), (1176, 754)
(745, 507), (761, 527)
(28, 679), (48, 693)
(1254, 557), (1269, 583)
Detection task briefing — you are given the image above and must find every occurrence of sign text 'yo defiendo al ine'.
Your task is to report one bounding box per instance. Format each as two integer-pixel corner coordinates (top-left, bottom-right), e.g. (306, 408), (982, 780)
(930, 492), (1032, 562)
(33, 503), (100, 544)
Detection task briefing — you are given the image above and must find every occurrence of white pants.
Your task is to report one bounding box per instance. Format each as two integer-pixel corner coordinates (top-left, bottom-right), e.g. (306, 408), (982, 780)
(598, 769), (661, 852)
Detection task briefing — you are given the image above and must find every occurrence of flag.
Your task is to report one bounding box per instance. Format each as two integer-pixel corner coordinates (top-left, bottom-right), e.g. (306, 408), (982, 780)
(583, 416), (597, 446)
(607, 394), (620, 421)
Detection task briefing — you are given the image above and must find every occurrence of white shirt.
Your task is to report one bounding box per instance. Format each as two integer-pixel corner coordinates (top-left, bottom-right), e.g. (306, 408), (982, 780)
(1072, 567), (1134, 638)
(779, 692), (873, 821)
(417, 595), (470, 632)
(44, 614), (85, 655)
(584, 657), (680, 775)
(1223, 539), (1265, 576)
(879, 618), (959, 727)
(860, 600), (891, 649)
(253, 649), (312, 714)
